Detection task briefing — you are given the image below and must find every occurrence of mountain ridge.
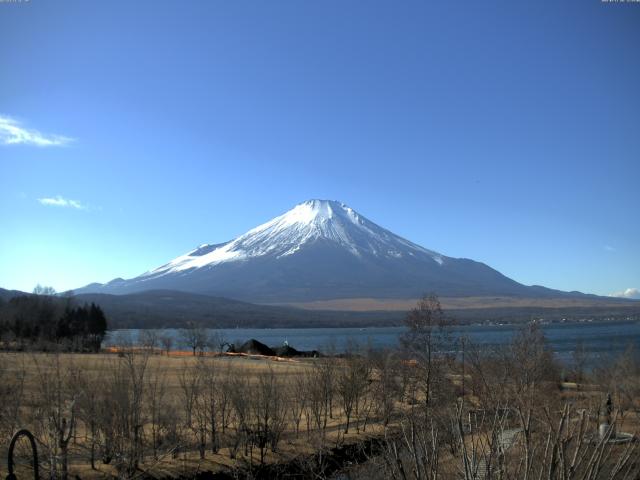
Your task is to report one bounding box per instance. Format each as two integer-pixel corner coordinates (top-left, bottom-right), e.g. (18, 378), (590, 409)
(74, 200), (607, 303)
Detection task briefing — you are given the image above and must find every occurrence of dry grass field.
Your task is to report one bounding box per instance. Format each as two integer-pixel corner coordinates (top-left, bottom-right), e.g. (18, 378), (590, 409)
(277, 296), (640, 311)
(1, 321), (639, 480)
(0, 350), (392, 479)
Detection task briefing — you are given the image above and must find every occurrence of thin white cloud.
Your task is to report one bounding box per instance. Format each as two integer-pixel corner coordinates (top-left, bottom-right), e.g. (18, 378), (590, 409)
(38, 195), (87, 210)
(0, 115), (74, 147)
(604, 245), (615, 252)
(610, 288), (640, 300)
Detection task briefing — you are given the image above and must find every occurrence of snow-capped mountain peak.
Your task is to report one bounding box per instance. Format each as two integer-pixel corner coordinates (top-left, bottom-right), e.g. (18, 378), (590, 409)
(77, 199), (541, 302)
(142, 199), (444, 279)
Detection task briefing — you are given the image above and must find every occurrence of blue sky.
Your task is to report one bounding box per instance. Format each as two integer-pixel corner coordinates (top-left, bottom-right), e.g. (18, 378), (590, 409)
(0, 0), (638, 298)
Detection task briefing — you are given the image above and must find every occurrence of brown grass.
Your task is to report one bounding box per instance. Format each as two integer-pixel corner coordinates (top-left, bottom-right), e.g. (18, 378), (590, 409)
(270, 295), (639, 311)
(0, 351), (383, 479)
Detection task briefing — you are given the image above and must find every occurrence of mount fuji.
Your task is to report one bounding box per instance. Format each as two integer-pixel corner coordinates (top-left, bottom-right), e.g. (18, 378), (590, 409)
(76, 199), (578, 303)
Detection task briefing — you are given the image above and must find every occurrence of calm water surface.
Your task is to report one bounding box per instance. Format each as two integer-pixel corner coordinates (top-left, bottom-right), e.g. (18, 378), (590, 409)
(106, 320), (640, 365)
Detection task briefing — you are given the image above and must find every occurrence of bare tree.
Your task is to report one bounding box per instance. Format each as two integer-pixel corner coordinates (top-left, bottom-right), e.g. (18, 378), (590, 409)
(178, 362), (200, 434)
(97, 351), (150, 479)
(76, 366), (103, 469)
(145, 366), (169, 460)
(159, 334), (174, 355)
(139, 329), (160, 352)
(593, 344), (640, 428)
(191, 368), (208, 459)
(179, 324), (209, 356)
(207, 330), (227, 353)
(370, 349), (400, 428)
(33, 284), (57, 296)
(189, 358), (224, 458)
(0, 353), (26, 445)
(218, 360), (234, 434)
(337, 351), (371, 434)
(382, 410), (441, 480)
(305, 365), (330, 441)
(31, 353), (77, 480)
(508, 322), (559, 411)
(289, 371), (308, 437)
(571, 340), (589, 384)
(228, 374), (250, 459)
(198, 358), (222, 453)
(250, 367), (287, 464)
(400, 294), (455, 411)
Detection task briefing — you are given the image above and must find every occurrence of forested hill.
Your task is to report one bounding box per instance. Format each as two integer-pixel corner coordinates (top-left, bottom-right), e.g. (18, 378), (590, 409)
(0, 289), (107, 351)
(71, 290), (402, 328)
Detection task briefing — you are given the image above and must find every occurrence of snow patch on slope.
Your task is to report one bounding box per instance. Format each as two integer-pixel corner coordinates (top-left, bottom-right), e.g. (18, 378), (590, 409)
(142, 199), (445, 278)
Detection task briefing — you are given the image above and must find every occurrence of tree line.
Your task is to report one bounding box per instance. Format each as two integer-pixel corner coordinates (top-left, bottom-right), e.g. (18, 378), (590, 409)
(0, 285), (107, 351)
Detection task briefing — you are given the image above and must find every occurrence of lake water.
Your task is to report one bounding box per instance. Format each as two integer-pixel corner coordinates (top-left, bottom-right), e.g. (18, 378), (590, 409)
(106, 320), (640, 366)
